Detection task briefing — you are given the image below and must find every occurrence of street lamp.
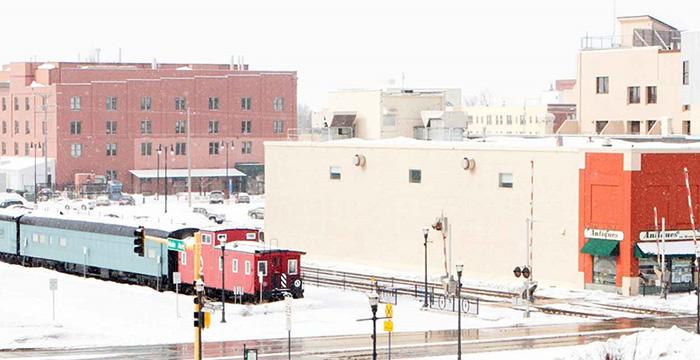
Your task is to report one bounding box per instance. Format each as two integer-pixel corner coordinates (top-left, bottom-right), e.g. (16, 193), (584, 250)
(422, 227), (430, 308)
(30, 142), (41, 204)
(220, 237), (227, 323)
(158, 145), (174, 213)
(456, 264), (464, 360)
(156, 148), (160, 201)
(368, 290), (379, 360)
(220, 141), (235, 199)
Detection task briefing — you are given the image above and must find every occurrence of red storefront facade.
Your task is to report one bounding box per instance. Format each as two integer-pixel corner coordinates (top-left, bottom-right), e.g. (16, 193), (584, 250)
(579, 150), (700, 295)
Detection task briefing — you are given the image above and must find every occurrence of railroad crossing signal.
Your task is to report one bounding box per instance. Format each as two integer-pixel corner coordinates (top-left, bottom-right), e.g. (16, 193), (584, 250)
(133, 226), (145, 257)
(383, 319), (393, 332)
(384, 303), (393, 318)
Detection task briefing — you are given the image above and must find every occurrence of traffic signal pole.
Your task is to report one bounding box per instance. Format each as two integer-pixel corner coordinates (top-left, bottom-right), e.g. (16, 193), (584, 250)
(194, 232), (203, 360)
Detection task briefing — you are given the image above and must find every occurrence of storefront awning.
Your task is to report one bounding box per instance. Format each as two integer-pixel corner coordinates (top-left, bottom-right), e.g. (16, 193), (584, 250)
(581, 239), (619, 256)
(634, 241), (699, 259)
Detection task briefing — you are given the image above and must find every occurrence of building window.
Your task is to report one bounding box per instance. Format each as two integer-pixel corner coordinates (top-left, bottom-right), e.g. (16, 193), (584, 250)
(181, 252), (187, 265)
(13, 142), (18, 155)
(106, 120), (117, 135)
(105, 96), (117, 111)
(69, 121), (81, 135)
(208, 142), (220, 155)
(141, 142), (152, 156)
(257, 260), (268, 276)
(70, 96), (81, 111)
(70, 143), (82, 158)
(486, 115), (492, 125)
(1, 142), (4, 155)
(288, 259), (298, 275)
(1, 121), (5, 134)
(208, 120), (219, 134)
(175, 97), (186, 110)
(273, 97), (284, 111)
(175, 142), (186, 155)
(13, 97), (18, 111)
(24, 97), (29, 111)
(42, 122), (47, 135)
(106, 170), (117, 180)
(140, 96), (152, 111)
(13, 121), (19, 134)
(506, 115), (512, 125)
(241, 141), (252, 154)
(241, 97), (252, 111)
(647, 120), (657, 133)
(595, 120), (609, 134)
(241, 120), (251, 134)
(208, 97), (219, 110)
(646, 86), (657, 104)
(232, 259), (238, 273)
(683, 60), (690, 85)
(1, 97), (5, 111)
(592, 256), (617, 285)
(629, 121), (640, 135)
(273, 120), (284, 134)
(24, 121), (30, 134)
(409, 169), (422, 184)
(596, 76), (609, 94)
(627, 86), (640, 104)
(498, 173), (513, 188)
(329, 166), (341, 180)
(24, 142), (29, 156)
(683, 120), (691, 135)
(175, 120), (186, 134)
(106, 143), (117, 156)
(140, 120), (152, 134)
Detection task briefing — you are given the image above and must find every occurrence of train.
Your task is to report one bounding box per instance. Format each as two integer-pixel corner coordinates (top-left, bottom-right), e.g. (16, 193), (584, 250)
(0, 210), (304, 301)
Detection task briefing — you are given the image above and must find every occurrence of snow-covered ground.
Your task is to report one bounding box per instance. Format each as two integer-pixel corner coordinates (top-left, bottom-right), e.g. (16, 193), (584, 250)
(0, 261), (586, 350)
(413, 327), (700, 360)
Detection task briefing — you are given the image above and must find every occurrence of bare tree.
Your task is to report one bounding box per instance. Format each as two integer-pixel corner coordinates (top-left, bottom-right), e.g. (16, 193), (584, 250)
(297, 103), (312, 128)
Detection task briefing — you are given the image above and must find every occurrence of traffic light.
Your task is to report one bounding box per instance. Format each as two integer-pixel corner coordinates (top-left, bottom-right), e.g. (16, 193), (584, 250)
(194, 311), (201, 328)
(133, 226), (145, 257)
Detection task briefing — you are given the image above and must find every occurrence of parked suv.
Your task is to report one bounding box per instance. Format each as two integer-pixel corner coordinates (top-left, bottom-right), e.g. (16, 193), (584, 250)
(192, 207), (226, 224)
(209, 191), (225, 204)
(235, 192), (250, 204)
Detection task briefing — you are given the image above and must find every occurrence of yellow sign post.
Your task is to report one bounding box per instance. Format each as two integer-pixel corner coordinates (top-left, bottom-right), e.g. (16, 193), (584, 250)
(384, 303), (393, 359)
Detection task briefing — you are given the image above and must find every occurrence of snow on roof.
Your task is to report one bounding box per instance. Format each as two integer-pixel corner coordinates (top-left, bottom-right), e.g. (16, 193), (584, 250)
(0, 156), (51, 171)
(224, 240), (303, 254)
(637, 241), (699, 256)
(268, 136), (700, 153)
(176, 66), (192, 71)
(29, 81), (46, 88)
(129, 168), (246, 179)
(37, 63), (56, 70)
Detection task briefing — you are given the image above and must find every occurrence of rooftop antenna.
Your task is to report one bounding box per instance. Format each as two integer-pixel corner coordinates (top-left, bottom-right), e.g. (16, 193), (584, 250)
(612, 0), (617, 40)
(118, 48), (122, 63)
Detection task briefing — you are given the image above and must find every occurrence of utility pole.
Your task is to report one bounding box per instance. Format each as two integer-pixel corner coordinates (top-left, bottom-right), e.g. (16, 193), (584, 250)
(42, 94), (49, 189)
(682, 167), (700, 335)
(187, 107), (192, 208)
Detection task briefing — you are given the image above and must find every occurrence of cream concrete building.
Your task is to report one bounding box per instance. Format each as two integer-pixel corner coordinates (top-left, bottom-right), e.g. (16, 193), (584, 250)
(307, 88), (462, 141)
(463, 105), (556, 136)
(577, 16), (690, 135)
(265, 137), (584, 289)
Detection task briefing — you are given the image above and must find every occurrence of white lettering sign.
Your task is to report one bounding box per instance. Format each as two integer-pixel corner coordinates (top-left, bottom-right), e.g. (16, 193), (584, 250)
(584, 228), (624, 241)
(639, 230), (700, 242)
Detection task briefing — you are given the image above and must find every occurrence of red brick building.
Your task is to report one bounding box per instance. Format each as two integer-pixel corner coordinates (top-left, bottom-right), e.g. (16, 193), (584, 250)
(0, 61), (296, 193)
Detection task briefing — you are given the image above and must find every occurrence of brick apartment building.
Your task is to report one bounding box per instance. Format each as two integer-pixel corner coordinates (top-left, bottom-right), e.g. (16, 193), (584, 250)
(0, 61), (296, 193)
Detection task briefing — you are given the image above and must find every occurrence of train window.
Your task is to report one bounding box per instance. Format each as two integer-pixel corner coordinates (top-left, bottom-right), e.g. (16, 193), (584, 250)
(257, 261), (268, 277)
(32, 234), (39, 243)
(219, 257), (223, 271)
(232, 259), (238, 273)
(181, 252), (187, 265)
(245, 261), (251, 275)
(288, 259), (298, 275)
(147, 249), (156, 259)
(39, 235), (46, 244)
(59, 237), (67, 247)
(202, 234), (212, 245)
(49, 236), (54, 245)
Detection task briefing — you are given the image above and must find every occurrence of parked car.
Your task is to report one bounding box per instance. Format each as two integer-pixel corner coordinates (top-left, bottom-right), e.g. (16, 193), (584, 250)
(192, 207), (226, 224)
(235, 192), (250, 204)
(248, 207), (264, 220)
(63, 199), (96, 211)
(209, 190), (225, 204)
(96, 196), (111, 207)
(118, 195), (135, 206)
(37, 188), (57, 202)
(0, 200), (25, 208)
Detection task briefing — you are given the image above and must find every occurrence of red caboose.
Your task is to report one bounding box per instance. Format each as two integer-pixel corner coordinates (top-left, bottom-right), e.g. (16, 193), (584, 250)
(178, 227), (304, 301)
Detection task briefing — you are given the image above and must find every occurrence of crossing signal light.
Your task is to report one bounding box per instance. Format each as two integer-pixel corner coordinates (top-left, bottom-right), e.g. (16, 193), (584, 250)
(133, 226), (145, 257)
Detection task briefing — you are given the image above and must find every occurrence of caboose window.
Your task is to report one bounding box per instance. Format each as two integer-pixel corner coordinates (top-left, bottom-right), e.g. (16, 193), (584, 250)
(181, 252), (187, 265)
(245, 261), (251, 275)
(202, 234), (212, 245)
(288, 259), (298, 275)
(257, 261), (268, 276)
(232, 259), (239, 273)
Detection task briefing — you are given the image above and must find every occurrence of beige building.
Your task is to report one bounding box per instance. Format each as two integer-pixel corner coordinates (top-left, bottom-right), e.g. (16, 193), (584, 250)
(464, 105), (556, 136)
(576, 16), (690, 135)
(307, 88), (463, 141)
(265, 137), (584, 289)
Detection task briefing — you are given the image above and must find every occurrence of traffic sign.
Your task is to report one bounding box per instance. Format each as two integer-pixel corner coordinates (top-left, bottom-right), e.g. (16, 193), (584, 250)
(285, 296), (292, 331)
(383, 319), (393, 332)
(49, 278), (58, 291)
(384, 303), (393, 318)
(168, 238), (186, 252)
(173, 272), (181, 285)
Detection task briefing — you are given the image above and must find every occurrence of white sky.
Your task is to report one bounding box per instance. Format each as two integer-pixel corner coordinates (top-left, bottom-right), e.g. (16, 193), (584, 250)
(2, 0), (699, 109)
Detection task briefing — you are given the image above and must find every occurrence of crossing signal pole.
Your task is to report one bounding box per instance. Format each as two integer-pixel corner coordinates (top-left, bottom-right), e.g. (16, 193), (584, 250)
(133, 226), (145, 257)
(193, 231), (204, 360)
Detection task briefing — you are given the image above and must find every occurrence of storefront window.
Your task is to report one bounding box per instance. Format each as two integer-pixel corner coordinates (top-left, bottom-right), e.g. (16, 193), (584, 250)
(593, 256), (616, 285)
(671, 258), (693, 285)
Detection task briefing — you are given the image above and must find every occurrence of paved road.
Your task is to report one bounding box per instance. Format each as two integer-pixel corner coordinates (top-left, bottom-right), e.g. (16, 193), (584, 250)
(1, 316), (695, 360)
